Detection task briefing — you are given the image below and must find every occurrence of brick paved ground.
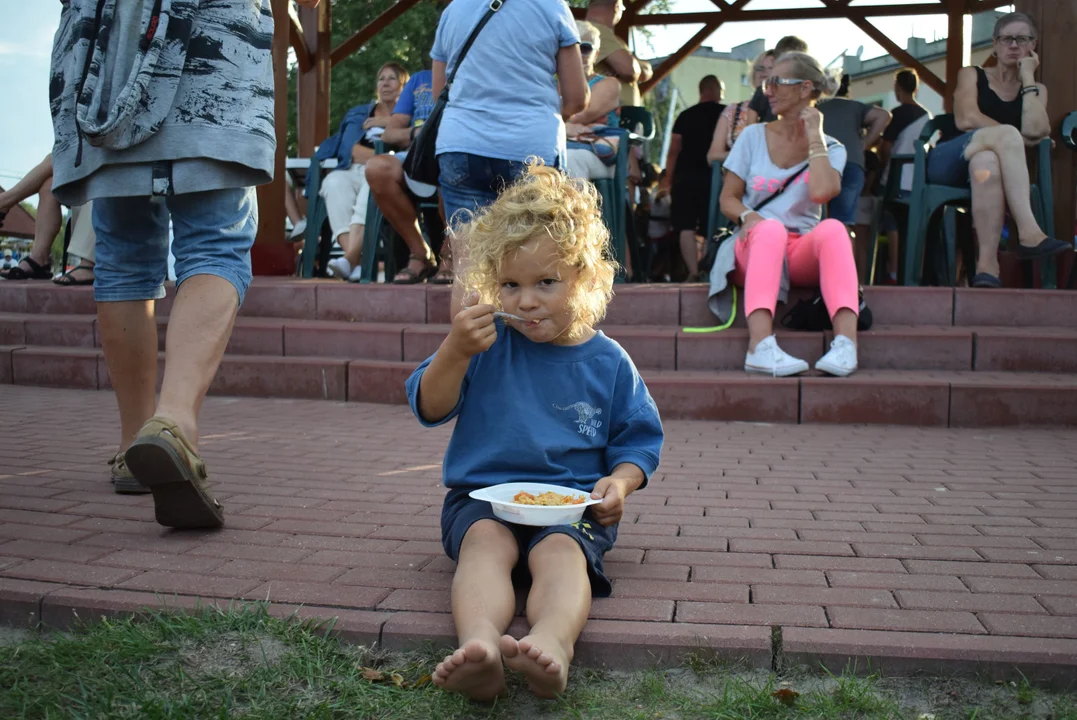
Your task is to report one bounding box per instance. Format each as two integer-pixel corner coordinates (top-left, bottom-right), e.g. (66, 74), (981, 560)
(2, 385), (1077, 682)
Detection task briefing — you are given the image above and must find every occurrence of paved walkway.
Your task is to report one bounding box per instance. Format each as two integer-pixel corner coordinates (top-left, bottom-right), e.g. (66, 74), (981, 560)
(2, 386), (1077, 682)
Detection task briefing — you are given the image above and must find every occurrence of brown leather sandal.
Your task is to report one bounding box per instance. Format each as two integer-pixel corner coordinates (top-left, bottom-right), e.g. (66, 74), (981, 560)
(124, 417), (224, 529)
(392, 255), (437, 284)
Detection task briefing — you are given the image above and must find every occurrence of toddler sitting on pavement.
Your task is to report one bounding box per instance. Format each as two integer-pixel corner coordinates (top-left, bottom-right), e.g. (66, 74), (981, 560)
(405, 164), (664, 700)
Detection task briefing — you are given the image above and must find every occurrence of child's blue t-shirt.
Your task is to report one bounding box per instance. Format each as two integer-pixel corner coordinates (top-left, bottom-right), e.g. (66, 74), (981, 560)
(405, 323), (663, 493)
(393, 70), (435, 127)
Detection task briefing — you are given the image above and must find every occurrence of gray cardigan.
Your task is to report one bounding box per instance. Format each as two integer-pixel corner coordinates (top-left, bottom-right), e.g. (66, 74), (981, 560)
(706, 230), (790, 326)
(49, 0), (276, 205)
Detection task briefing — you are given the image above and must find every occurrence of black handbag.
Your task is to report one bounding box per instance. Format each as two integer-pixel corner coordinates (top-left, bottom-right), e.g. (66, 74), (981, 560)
(402, 0), (507, 186)
(780, 288), (874, 332)
(699, 161), (809, 275)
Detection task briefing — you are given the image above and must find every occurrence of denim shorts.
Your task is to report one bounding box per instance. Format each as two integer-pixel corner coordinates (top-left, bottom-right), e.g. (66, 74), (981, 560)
(437, 152), (529, 229)
(828, 163), (865, 225)
(926, 131), (977, 187)
(441, 487), (618, 598)
(92, 187), (257, 303)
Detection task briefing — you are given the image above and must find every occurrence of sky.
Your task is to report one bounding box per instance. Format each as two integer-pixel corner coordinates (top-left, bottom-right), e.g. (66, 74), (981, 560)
(0, 1), (986, 192)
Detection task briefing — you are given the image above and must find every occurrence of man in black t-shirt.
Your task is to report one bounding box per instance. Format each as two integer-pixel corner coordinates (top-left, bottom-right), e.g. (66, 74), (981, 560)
(662, 75), (725, 280)
(877, 69), (930, 283)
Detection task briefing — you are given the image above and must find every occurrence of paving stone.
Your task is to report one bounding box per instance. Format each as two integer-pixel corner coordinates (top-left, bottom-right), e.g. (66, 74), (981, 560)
(894, 590), (1046, 614)
(828, 606), (986, 634)
(677, 601), (827, 627)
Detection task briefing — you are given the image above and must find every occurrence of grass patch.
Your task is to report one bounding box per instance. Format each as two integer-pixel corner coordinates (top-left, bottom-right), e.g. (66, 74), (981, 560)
(0, 604), (1075, 719)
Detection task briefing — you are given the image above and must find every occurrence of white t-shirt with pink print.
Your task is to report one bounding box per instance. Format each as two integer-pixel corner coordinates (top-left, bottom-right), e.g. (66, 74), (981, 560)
(723, 123), (847, 236)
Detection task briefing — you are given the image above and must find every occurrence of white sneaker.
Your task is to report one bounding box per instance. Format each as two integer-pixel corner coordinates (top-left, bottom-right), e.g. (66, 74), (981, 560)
(815, 335), (858, 377)
(744, 336), (810, 377)
(346, 264), (365, 283)
(289, 218), (307, 240)
(327, 257), (351, 279)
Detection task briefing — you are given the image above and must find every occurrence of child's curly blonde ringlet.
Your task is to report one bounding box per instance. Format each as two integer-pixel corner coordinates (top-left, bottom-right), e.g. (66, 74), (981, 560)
(456, 161), (618, 337)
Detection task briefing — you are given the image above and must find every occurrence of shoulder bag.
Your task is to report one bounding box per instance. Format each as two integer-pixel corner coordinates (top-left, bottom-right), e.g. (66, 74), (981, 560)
(699, 161), (809, 275)
(402, 0), (507, 186)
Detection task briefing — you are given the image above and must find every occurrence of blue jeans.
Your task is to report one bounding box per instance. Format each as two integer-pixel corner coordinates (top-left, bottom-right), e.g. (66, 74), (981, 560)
(92, 187), (257, 303)
(828, 162), (865, 225)
(437, 152), (529, 228)
(927, 131), (977, 186)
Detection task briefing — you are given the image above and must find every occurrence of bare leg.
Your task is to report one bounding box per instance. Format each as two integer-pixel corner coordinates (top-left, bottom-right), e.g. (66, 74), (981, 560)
(26, 179), (63, 267)
(364, 155), (434, 278)
(965, 127), (1046, 245)
(433, 520), (515, 701)
(967, 151), (1006, 277)
(153, 275), (240, 451)
(886, 230), (900, 281)
(343, 223), (364, 267)
(97, 301), (159, 453)
(0, 154), (53, 213)
(283, 187), (303, 226)
(678, 229), (700, 279)
(500, 533), (591, 698)
(832, 307), (858, 344)
(747, 309), (774, 352)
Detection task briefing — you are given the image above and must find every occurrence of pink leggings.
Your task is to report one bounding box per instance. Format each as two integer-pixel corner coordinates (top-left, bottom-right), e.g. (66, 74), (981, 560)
(733, 218), (859, 319)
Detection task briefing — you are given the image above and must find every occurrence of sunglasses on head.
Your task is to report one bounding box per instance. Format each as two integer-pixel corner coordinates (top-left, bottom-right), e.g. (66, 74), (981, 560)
(580, 42), (594, 55)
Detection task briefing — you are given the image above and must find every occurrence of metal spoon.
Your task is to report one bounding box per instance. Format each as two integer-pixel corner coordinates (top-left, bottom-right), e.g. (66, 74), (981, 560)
(494, 311), (527, 323)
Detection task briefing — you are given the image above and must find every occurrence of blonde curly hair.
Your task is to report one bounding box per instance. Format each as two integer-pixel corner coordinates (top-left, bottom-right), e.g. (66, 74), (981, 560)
(455, 161), (618, 338)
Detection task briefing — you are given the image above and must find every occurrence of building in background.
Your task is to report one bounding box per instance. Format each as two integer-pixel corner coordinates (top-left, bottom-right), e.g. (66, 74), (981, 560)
(844, 10), (1002, 114)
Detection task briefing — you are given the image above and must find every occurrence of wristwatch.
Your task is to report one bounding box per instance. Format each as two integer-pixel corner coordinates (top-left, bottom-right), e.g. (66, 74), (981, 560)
(738, 208), (755, 226)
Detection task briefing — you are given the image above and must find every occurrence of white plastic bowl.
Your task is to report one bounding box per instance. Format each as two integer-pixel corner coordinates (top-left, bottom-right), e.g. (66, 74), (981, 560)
(469, 482), (602, 527)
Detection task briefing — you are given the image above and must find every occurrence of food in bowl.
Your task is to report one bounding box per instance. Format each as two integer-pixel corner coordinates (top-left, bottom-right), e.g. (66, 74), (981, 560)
(513, 490), (587, 506)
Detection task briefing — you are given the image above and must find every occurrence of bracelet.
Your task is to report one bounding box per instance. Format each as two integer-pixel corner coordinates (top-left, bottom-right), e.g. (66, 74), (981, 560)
(808, 151), (829, 161)
(1020, 85), (1040, 96)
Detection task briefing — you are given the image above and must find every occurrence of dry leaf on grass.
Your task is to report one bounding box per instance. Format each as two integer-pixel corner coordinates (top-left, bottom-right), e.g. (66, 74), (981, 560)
(772, 687), (800, 707)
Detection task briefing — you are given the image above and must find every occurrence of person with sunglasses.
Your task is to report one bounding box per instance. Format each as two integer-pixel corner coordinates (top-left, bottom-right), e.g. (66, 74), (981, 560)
(708, 50), (775, 164)
(715, 52), (860, 377)
(928, 11), (1065, 288)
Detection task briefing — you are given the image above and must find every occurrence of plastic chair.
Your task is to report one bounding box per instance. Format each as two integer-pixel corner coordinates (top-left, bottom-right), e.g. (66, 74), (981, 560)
(884, 114), (1053, 286)
(593, 106), (653, 282)
(1062, 111), (1077, 289)
(705, 160), (724, 243)
(358, 141), (444, 283)
(294, 157), (339, 278)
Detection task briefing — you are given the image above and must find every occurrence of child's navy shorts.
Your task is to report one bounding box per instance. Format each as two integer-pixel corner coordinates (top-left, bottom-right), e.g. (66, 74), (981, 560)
(441, 488), (618, 597)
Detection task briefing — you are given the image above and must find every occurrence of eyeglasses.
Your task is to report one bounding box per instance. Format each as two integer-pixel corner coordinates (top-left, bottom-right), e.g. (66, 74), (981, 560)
(996, 34), (1034, 46)
(580, 42), (594, 55)
(763, 76), (807, 92)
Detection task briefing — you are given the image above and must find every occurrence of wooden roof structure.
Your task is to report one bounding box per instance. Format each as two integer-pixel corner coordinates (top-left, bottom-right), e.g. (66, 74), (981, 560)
(253, 0), (1074, 269)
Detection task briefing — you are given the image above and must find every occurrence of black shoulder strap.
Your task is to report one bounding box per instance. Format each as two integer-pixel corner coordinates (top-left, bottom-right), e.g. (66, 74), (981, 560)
(754, 160), (811, 213)
(445, 0), (507, 90)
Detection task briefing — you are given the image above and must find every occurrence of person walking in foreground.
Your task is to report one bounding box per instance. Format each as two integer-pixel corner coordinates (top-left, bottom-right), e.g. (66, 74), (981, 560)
(48, 0), (320, 523)
(406, 164), (663, 701)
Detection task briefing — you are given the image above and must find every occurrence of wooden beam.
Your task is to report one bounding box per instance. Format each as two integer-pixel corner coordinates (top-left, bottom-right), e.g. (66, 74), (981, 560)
(615, 0), (660, 42)
(330, 0), (424, 68)
(639, 20), (725, 95)
(966, 0), (1015, 11)
(297, 1), (332, 159)
(846, 13), (946, 96)
(628, 4), (951, 24)
(255, 0), (290, 250)
(288, 5), (312, 74)
(944, 0), (965, 111)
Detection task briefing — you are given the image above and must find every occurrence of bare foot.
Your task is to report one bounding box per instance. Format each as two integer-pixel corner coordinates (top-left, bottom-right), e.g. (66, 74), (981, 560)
(499, 633), (569, 699)
(432, 638), (505, 702)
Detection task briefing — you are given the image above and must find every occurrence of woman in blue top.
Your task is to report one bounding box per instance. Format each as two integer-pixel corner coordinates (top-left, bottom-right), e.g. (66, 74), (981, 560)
(430, 0), (589, 228)
(564, 20), (622, 180)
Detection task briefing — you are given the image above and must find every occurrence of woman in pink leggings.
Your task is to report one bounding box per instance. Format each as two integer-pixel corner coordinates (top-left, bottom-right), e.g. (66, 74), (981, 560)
(719, 51), (859, 377)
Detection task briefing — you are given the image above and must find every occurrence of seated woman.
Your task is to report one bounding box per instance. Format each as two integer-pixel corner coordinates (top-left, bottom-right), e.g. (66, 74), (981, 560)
(0, 154), (62, 281)
(713, 51), (859, 377)
(563, 21), (621, 181)
(707, 50), (774, 164)
(319, 62), (408, 282)
(928, 12), (1065, 288)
